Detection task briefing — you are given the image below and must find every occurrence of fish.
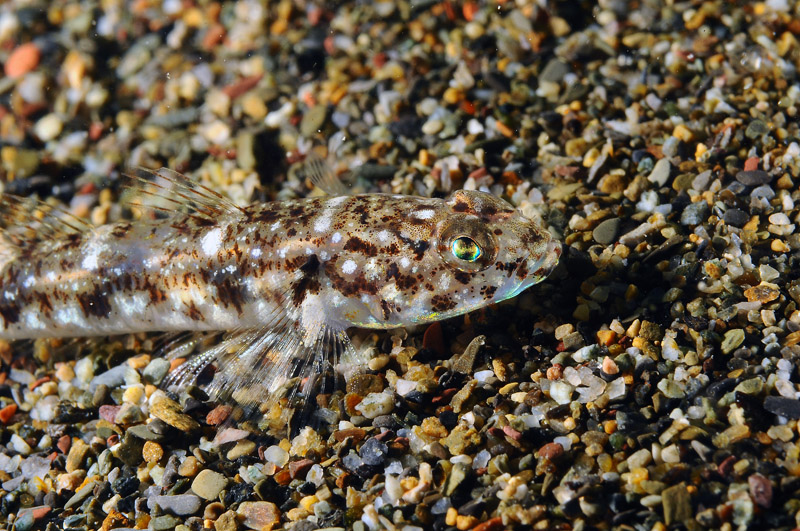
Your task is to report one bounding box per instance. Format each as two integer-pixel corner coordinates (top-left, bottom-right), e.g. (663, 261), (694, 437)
(0, 163), (560, 419)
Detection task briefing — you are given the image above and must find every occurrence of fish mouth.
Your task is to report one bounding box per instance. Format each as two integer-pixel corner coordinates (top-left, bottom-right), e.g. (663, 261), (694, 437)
(517, 238), (562, 290)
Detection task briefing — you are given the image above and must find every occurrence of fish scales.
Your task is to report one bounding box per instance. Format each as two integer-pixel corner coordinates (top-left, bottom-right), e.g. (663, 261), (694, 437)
(0, 168), (560, 407)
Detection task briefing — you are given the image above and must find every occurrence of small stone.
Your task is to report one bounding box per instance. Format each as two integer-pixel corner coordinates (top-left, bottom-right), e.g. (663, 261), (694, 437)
(191, 469), (228, 500)
(602, 356), (619, 375)
(734, 378), (763, 395)
(549, 381), (573, 404)
(226, 440), (256, 460)
(5, 42), (41, 78)
(453, 335), (485, 373)
(150, 394), (200, 432)
(288, 458), (313, 479)
(206, 405), (232, 426)
(150, 515), (181, 531)
(143, 358), (170, 385)
(34, 113), (63, 142)
(148, 494), (202, 516)
(215, 510), (239, 531)
(538, 442), (564, 460)
(736, 170), (772, 186)
(627, 449), (652, 469)
(748, 473), (773, 508)
(721, 329), (745, 354)
(680, 201), (709, 226)
(539, 59), (570, 83)
(723, 208), (749, 227)
(662, 482), (692, 525)
(744, 284), (779, 303)
(359, 438), (389, 466)
(764, 396), (800, 419)
(592, 218), (621, 245)
(346, 374), (384, 395)
(142, 441), (164, 463)
(66, 438), (89, 473)
(354, 392), (394, 419)
(237, 501), (280, 531)
(647, 158), (672, 187)
(745, 119), (769, 139)
(443, 424), (481, 455)
(178, 456), (202, 477)
(300, 105), (328, 137)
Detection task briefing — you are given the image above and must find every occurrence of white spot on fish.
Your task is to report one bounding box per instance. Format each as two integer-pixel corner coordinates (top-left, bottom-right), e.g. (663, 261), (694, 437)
(413, 209), (435, 220)
(342, 259), (357, 274)
(251, 248), (262, 258)
(378, 230), (390, 243)
(400, 257), (410, 268)
(270, 221), (281, 231)
(201, 228), (223, 256)
(320, 251), (329, 261)
(314, 215), (331, 233)
(81, 247), (100, 271)
(332, 232), (342, 244)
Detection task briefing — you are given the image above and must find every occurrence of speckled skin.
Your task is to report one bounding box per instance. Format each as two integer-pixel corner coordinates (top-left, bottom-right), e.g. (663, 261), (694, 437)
(0, 189), (560, 341)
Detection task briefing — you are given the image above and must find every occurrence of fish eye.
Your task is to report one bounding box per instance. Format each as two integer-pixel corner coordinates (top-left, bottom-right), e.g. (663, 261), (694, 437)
(451, 236), (482, 262)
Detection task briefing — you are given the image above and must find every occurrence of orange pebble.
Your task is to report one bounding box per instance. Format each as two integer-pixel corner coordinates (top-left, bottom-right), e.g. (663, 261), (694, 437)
(5, 42), (41, 78)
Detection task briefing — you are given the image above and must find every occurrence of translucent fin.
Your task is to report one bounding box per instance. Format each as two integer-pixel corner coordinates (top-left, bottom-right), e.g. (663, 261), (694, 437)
(303, 154), (352, 196)
(0, 193), (91, 266)
(163, 320), (359, 433)
(123, 167), (246, 223)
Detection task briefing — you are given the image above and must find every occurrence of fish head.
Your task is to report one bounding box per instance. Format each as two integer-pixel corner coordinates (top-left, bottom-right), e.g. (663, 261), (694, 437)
(425, 189), (560, 317)
(330, 190), (560, 328)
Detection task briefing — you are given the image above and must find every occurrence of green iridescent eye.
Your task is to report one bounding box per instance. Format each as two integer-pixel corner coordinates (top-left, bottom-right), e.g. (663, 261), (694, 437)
(451, 237), (482, 262)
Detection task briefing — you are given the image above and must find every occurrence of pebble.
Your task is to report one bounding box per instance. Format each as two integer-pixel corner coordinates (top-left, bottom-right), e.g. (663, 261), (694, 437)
(143, 358), (171, 384)
(354, 392), (394, 419)
(148, 494), (202, 516)
(191, 469), (228, 500)
(150, 394), (200, 432)
(736, 170), (772, 186)
(592, 218), (621, 245)
(33, 114), (63, 142)
(359, 438), (389, 466)
(661, 483), (692, 525)
(763, 396), (800, 419)
(647, 158), (672, 187)
(237, 501), (280, 530)
(4, 42), (40, 78)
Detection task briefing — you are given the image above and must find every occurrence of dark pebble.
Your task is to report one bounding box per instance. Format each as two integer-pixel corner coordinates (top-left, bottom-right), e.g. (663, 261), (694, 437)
(763, 396), (800, 419)
(459, 499), (486, 516)
(592, 218), (621, 245)
(439, 410), (458, 431)
(735, 170), (772, 186)
(723, 208), (750, 227)
(112, 476), (139, 497)
(359, 437), (389, 466)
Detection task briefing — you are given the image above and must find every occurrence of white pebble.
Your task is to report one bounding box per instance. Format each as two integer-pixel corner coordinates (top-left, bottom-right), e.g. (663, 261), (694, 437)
(549, 381), (574, 405)
(354, 392), (394, 419)
(34, 113), (63, 142)
(262, 445), (289, 467)
(10, 434), (32, 455)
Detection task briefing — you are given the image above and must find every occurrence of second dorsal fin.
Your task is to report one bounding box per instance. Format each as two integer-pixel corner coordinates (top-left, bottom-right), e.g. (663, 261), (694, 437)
(302, 154), (353, 196)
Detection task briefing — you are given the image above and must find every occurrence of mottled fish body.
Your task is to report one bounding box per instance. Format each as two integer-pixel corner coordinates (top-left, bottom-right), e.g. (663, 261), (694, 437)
(0, 167), (560, 407)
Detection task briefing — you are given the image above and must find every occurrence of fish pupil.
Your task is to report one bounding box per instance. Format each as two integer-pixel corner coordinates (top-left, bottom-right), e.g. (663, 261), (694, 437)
(452, 237), (481, 262)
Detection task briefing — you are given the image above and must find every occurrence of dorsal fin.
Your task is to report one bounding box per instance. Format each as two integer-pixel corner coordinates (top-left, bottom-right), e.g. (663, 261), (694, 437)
(302, 154), (353, 196)
(123, 167), (246, 222)
(0, 193), (91, 261)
